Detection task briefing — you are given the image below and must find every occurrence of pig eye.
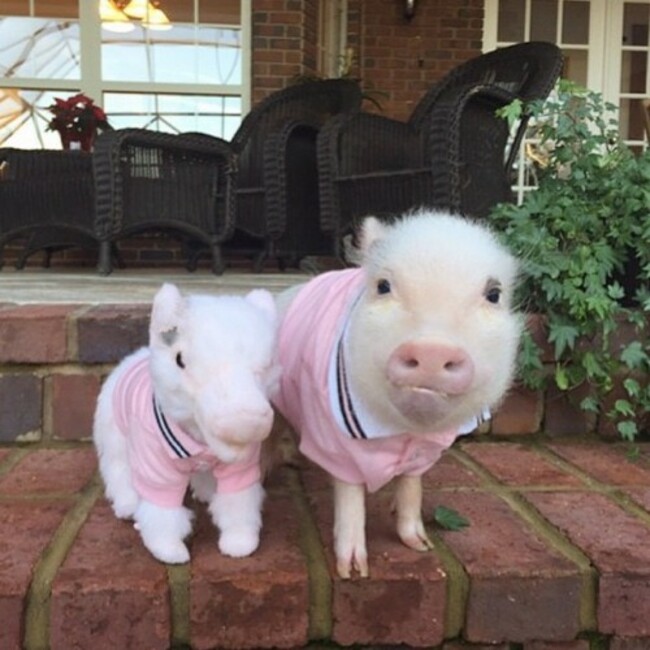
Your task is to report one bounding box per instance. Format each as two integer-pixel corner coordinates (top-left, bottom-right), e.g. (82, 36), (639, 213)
(377, 279), (391, 295)
(175, 352), (185, 369)
(485, 286), (502, 304)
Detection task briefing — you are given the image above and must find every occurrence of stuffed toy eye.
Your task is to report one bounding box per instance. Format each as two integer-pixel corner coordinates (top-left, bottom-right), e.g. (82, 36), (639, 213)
(176, 352), (185, 369)
(377, 279), (391, 295)
(485, 286), (502, 304)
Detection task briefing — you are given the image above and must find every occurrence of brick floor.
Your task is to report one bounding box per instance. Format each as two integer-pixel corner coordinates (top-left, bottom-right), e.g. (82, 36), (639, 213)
(1, 440), (650, 649)
(0, 292), (648, 649)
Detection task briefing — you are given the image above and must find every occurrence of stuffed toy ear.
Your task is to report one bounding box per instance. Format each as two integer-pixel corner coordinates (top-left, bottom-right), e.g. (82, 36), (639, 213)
(150, 283), (185, 347)
(245, 289), (277, 323)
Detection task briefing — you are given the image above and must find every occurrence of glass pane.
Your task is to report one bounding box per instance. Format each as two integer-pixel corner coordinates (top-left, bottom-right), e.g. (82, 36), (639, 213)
(563, 49), (587, 85)
(621, 50), (648, 93)
(35, 0), (78, 18)
(531, 0), (558, 43)
(0, 87), (77, 148)
(102, 24), (241, 85)
(497, 0), (525, 43)
(103, 92), (242, 139)
(0, 17), (80, 79)
(623, 2), (649, 46)
(562, 1), (589, 45)
(619, 98), (646, 141)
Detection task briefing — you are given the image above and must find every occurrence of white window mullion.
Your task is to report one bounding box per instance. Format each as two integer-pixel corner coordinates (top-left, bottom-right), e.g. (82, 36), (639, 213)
(79, 0), (102, 102)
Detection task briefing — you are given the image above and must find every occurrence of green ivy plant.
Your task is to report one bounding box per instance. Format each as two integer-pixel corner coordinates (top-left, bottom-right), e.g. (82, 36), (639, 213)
(491, 80), (649, 440)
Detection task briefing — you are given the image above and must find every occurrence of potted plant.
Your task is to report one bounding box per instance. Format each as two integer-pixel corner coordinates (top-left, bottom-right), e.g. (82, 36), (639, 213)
(46, 93), (112, 151)
(490, 80), (649, 440)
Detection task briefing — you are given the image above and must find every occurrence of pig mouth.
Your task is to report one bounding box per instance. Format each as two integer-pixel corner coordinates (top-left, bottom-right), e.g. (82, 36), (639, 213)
(390, 384), (458, 423)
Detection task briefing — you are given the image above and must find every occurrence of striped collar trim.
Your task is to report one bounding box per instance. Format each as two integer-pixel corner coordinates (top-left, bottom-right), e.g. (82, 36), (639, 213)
(336, 334), (368, 440)
(152, 397), (192, 459)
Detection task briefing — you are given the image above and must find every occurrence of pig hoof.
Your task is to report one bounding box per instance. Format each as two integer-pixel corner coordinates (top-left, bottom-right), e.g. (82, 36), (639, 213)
(398, 521), (434, 552)
(219, 528), (260, 557)
(146, 539), (190, 565)
(336, 551), (369, 579)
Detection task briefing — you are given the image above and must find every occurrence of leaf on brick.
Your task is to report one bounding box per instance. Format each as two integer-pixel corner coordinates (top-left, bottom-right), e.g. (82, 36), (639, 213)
(433, 505), (470, 531)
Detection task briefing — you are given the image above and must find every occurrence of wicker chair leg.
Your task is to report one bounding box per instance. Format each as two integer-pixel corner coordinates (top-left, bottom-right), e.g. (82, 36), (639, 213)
(97, 241), (113, 275)
(210, 243), (225, 275)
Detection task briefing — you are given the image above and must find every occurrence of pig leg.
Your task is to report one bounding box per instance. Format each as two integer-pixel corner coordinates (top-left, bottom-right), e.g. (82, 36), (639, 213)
(135, 500), (194, 564)
(210, 481), (265, 557)
(394, 475), (433, 551)
(333, 479), (369, 579)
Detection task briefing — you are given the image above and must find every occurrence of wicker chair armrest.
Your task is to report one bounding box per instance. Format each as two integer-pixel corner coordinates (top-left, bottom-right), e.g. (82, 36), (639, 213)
(92, 129), (235, 241)
(425, 83), (519, 213)
(262, 118), (322, 239)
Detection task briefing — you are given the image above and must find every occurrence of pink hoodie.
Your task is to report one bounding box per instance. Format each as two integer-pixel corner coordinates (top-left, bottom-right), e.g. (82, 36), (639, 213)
(112, 354), (261, 507)
(274, 269), (468, 493)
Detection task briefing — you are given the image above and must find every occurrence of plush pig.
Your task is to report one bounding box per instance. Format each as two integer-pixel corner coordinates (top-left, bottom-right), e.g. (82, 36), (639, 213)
(93, 283), (279, 564)
(274, 209), (521, 578)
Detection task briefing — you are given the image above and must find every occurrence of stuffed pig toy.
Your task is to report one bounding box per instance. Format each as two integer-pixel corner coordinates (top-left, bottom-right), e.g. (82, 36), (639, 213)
(93, 283), (280, 564)
(273, 209), (521, 578)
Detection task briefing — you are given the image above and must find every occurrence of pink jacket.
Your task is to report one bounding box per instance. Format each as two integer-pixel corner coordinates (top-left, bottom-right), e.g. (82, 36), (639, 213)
(273, 269), (466, 493)
(113, 354), (261, 507)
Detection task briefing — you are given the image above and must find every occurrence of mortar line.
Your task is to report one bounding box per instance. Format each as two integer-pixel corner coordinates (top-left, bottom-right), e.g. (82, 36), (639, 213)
(283, 465), (333, 641)
(0, 446), (30, 478)
(167, 563), (191, 648)
(425, 526), (469, 639)
(536, 444), (650, 527)
(449, 447), (598, 630)
(23, 471), (103, 650)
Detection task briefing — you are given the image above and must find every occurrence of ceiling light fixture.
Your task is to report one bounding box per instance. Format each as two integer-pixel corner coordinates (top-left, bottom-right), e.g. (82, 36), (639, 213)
(100, 0), (171, 32)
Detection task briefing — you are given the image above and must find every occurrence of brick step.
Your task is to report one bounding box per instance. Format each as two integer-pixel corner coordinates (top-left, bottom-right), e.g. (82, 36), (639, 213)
(1, 299), (649, 648)
(2, 440), (650, 649)
(0, 302), (614, 442)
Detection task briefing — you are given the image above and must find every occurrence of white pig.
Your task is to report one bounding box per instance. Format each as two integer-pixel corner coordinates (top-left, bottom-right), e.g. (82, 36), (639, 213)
(93, 283), (279, 564)
(273, 209), (521, 578)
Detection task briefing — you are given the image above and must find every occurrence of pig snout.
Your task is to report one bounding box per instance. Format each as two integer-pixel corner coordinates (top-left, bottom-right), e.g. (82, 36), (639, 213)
(216, 405), (274, 446)
(387, 341), (474, 395)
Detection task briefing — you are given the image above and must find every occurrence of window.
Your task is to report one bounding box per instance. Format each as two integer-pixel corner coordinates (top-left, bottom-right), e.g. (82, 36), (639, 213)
(0, 0), (250, 148)
(484, 0), (594, 201)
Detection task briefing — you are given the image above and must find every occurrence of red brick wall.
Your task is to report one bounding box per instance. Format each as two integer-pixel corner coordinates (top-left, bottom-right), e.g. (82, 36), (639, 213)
(251, 0), (484, 119)
(347, 0), (484, 120)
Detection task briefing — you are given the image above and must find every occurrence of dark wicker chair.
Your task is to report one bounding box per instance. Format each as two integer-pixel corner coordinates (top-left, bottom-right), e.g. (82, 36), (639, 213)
(225, 78), (363, 270)
(0, 148), (96, 269)
(317, 42), (564, 248)
(93, 129), (234, 274)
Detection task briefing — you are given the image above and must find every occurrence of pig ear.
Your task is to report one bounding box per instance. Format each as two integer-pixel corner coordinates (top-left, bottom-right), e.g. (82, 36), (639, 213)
(358, 216), (388, 255)
(150, 283), (185, 347)
(245, 289), (277, 322)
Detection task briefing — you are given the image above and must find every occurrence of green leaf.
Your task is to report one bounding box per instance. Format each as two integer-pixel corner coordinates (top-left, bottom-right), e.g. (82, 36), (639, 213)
(548, 323), (580, 358)
(620, 341), (648, 369)
(497, 98), (524, 129)
(617, 420), (638, 442)
(433, 505), (470, 531)
(555, 365), (570, 390)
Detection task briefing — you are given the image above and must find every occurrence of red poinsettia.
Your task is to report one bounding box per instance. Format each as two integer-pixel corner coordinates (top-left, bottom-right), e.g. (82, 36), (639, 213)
(47, 93), (111, 135)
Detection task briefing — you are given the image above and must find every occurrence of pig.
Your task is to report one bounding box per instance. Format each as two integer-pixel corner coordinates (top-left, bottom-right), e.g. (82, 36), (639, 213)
(273, 209), (521, 578)
(93, 283), (280, 564)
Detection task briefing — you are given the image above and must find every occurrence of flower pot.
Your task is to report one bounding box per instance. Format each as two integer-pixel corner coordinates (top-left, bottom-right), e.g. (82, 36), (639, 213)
(58, 129), (95, 152)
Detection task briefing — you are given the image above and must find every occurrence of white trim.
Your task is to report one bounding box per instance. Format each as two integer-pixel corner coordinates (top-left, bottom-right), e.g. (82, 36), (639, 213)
(483, 0), (498, 51)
